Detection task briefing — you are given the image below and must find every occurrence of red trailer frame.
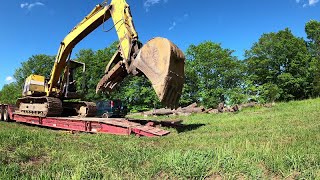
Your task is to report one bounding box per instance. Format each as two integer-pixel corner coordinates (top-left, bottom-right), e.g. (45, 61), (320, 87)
(0, 104), (170, 137)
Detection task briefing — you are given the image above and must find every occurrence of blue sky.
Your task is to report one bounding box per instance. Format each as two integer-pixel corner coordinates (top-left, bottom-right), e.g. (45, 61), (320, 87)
(0, 0), (319, 89)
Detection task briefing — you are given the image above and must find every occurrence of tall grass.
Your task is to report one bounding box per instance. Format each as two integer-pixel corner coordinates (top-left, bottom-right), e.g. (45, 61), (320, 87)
(0, 98), (319, 179)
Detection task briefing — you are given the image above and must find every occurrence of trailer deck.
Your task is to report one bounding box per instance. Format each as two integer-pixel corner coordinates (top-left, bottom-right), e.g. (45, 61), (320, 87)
(1, 104), (172, 137)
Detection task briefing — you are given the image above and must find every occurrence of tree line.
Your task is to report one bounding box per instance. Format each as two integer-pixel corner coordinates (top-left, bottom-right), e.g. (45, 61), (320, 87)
(0, 20), (319, 111)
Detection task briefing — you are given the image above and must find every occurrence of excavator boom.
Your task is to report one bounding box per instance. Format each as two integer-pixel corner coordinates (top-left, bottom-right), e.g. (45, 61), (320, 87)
(47, 0), (143, 97)
(47, 3), (112, 96)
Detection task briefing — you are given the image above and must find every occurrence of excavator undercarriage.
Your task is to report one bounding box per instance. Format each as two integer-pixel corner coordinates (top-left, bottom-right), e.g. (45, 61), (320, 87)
(16, 97), (97, 117)
(16, 97), (63, 117)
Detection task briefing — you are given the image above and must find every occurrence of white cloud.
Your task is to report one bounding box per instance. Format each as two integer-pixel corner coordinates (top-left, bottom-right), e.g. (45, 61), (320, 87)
(309, 0), (319, 5)
(296, 0), (319, 7)
(168, 13), (189, 31)
(20, 2), (45, 10)
(168, 22), (176, 31)
(5, 76), (15, 84)
(144, 0), (167, 12)
(20, 3), (29, 8)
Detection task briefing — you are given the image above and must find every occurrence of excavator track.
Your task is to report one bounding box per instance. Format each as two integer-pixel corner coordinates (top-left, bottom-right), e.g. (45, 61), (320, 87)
(16, 97), (97, 118)
(77, 101), (97, 117)
(16, 97), (63, 117)
(62, 101), (97, 117)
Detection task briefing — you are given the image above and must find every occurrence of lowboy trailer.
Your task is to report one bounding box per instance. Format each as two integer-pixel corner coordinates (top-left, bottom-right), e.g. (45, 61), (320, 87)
(0, 104), (170, 137)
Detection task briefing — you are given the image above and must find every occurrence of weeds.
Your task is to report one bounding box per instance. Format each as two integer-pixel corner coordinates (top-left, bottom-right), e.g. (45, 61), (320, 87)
(0, 98), (319, 179)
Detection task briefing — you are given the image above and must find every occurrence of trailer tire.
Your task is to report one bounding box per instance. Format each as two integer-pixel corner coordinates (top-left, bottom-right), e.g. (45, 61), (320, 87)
(0, 107), (3, 121)
(102, 113), (110, 118)
(3, 108), (10, 122)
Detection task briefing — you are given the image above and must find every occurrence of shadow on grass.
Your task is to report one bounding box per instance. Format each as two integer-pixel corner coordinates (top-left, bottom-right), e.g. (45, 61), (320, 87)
(128, 119), (206, 133)
(175, 123), (206, 133)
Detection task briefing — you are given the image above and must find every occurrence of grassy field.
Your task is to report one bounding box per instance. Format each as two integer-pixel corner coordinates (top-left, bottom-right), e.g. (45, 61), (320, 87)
(0, 99), (319, 179)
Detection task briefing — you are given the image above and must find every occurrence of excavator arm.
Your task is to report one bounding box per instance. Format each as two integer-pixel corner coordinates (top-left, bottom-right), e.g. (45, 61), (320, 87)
(47, 3), (109, 95)
(47, 0), (185, 108)
(47, 0), (136, 95)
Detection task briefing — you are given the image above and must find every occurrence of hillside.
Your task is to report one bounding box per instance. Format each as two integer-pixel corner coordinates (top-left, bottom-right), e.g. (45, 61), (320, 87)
(0, 98), (319, 179)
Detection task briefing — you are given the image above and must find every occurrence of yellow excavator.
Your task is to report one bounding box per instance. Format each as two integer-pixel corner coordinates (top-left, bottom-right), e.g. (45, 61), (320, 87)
(16, 0), (185, 117)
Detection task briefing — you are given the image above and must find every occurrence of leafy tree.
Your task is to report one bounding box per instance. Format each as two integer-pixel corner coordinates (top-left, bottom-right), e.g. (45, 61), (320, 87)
(257, 83), (281, 103)
(113, 76), (160, 112)
(184, 41), (244, 108)
(14, 54), (55, 87)
(306, 20), (320, 55)
(180, 60), (200, 107)
(0, 54), (55, 104)
(305, 20), (320, 97)
(225, 87), (248, 105)
(245, 28), (312, 101)
(75, 42), (118, 101)
(0, 83), (21, 104)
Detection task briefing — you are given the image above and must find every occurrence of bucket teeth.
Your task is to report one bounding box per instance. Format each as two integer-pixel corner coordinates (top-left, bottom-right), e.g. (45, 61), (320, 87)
(96, 61), (128, 93)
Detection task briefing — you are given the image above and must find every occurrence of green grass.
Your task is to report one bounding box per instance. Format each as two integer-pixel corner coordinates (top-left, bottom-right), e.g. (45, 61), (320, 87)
(0, 98), (320, 179)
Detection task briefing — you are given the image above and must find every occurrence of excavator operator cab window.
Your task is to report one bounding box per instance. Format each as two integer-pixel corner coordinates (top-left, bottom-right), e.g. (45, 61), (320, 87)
(64, 60), (85, 99)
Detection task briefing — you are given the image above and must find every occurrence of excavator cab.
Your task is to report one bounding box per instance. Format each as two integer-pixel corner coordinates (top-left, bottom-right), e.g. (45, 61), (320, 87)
(63, 60), (85, 99)
(22, 60), (85, 99)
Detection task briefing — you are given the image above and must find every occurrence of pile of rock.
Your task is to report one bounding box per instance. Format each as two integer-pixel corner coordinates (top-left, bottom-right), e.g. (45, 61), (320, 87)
(130, 101), (274, 117)
(141, 102), (241, 117)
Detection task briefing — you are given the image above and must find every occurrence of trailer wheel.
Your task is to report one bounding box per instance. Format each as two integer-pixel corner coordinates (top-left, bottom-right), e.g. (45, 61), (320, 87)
(3, 108), (10, 122)
(0, 107), (3, 121)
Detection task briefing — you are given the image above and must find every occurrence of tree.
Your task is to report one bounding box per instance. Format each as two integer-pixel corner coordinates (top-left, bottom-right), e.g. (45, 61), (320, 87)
(14, 54), (55, 88)
(305, 20), (320, 97)
(305, 20), (320, 54)
(245, 28), (312, 101)
(113, 76), (160, 112)
(0, 83), (22, 104)
(257, 83), (281, 103)
(184, 41), (244, 108)
(75, 42), (118, 101)
(180, 60), (200, 107)
(0, 54), (56, 103)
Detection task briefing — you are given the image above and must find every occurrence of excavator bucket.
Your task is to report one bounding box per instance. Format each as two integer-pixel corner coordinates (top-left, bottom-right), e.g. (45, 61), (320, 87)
(97, 37), (185, 109)
(132, 37), (185, 108)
